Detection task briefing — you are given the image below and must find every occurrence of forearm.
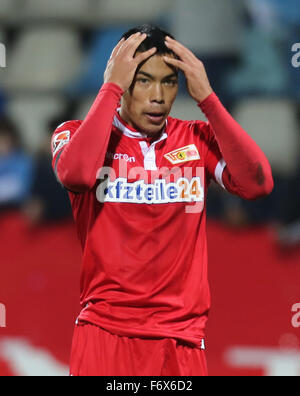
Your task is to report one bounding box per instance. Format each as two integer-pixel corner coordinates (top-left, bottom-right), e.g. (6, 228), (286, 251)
(199, 93), (274, 200)
(57, 83), (124, 192)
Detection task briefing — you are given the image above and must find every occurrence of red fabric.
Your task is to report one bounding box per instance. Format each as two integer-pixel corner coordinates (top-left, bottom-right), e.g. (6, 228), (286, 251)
(0, 213), (81, 366)
(199, 93), (274, 200)
(56, 113), (215, 349)
(49, 84), (274, 352)
(0, 214), (300, 376)
(52, 83), (124, 192)
(51, 104), (235, 348)
(69, 322), (208, 376)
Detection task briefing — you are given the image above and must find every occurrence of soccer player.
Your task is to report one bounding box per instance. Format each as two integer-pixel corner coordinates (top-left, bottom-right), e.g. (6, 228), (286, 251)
(51, 25), (274, 376)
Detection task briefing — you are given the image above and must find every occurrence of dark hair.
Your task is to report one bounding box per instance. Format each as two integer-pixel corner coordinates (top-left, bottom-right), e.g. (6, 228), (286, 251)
(121, 24), (177, 57)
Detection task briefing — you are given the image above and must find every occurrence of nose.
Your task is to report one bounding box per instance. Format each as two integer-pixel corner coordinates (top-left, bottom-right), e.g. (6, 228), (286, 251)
(150, 83), (164, 104)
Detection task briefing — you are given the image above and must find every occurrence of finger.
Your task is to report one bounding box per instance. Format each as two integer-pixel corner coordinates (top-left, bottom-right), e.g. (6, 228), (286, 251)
(163, 56), (188, 72)
(166, 36), (194, 54)
(165, 41), (194, 63)
(118, 32), (140, 54)
(109, 38), (125, 60)
(165, 37), (196, 62)
(135, 47), (157, 64)
(127, 33), (148, 57)
(121, 32), (143, 51)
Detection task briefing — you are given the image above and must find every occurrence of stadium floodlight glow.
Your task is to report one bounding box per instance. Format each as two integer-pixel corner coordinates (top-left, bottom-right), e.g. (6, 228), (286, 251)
(0, 43), (6, 68)
(0, 303), (6, 328)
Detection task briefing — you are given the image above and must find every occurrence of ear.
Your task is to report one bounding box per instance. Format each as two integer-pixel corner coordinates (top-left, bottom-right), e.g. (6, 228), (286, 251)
(120, 91), (130, 109)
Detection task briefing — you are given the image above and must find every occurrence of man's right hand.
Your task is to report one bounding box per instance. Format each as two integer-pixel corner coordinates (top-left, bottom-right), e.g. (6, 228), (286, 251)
(103, 32), (157, 92)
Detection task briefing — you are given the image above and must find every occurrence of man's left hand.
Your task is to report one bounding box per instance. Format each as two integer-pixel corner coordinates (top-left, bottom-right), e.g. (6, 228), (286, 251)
(164, 36), (213, 103)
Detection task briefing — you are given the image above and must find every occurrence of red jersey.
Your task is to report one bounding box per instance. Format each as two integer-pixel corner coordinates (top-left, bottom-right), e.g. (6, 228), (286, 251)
(51, 83), (273, 349)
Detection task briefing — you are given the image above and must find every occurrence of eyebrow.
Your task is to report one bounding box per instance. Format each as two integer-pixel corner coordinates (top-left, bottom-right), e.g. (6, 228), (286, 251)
(136, 71), (178, 80)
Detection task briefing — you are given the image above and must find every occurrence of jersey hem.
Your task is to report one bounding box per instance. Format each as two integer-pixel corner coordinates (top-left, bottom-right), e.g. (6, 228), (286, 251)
(77, 313), (206, 350)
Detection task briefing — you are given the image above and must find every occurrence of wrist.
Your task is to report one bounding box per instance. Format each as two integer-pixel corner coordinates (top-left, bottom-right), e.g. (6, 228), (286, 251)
(102, 81), (125, 94)
(197, 91), (221, 118)
(194, 87), (213, 104)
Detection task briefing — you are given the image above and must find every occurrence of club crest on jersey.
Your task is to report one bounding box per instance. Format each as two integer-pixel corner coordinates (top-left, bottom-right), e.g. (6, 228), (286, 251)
(164, 144), (200, 165)
(52, 131), (71, 157)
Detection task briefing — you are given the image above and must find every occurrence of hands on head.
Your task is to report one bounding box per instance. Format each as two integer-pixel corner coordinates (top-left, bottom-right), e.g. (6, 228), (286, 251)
(163, 36), (213, 103)
(104, 32), (157, 92)
(104, 33), (213, 104)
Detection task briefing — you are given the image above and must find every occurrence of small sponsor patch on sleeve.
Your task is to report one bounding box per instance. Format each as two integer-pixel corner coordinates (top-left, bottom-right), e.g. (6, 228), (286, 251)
(52, 130), (71, 157)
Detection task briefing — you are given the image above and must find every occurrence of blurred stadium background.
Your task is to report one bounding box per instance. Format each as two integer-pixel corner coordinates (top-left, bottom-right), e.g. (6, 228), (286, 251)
(0, 0), (300, 376)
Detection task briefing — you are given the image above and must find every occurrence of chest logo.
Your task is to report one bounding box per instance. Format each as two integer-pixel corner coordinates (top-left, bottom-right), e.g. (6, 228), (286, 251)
(164, 144), (200, 165)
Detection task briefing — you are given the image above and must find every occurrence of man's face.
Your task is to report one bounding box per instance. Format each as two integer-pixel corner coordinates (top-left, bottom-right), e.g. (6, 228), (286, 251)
(120, 54), (179, 136)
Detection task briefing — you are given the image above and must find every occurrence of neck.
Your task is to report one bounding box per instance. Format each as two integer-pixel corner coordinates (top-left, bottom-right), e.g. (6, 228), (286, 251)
(119, 109), (165, 142)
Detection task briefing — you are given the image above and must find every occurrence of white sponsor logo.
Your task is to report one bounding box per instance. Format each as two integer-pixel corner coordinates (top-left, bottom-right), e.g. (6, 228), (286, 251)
(96, 177), (204, 205)
(96, 162), (205, 213)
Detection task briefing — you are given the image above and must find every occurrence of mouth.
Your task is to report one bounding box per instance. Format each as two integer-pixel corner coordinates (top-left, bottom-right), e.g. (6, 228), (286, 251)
(144, 112), (166, 124)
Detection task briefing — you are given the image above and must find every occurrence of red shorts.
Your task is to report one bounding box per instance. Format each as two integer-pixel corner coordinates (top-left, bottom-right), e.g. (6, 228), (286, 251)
(70, 322), (208, 376)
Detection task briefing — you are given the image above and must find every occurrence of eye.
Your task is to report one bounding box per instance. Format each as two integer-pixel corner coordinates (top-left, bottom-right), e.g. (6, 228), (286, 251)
(137, 78), (150, 84)
(163, 79), (178, 86)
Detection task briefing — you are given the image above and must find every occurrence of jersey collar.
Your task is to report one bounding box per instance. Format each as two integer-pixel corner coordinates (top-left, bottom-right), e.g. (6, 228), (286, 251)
(113, 108), (168, 142)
